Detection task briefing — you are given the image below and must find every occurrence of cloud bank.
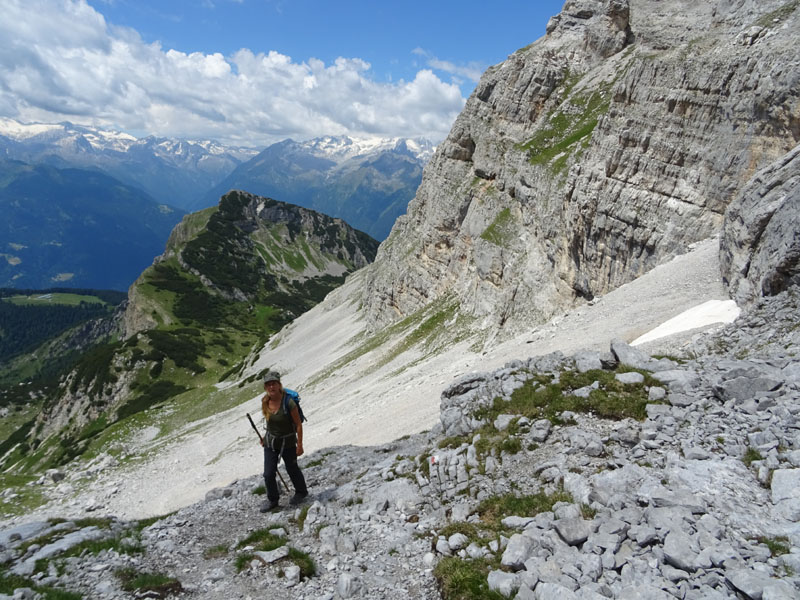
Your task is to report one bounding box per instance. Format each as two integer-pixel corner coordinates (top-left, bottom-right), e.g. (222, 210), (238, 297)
(0, 0), (466, 146)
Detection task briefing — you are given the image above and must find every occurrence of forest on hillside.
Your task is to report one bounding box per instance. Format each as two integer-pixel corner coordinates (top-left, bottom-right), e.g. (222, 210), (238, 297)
(0, 288), (126, 364)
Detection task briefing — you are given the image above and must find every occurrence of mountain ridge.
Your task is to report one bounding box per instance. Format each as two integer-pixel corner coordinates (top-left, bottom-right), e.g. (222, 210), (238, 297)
(0, 118), (258, 212)
(0, 159), (185, 290)
(197, 135), (435, 239)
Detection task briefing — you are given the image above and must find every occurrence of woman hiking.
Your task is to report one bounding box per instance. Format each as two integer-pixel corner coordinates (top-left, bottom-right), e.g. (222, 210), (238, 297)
(259, 370), (309, 512)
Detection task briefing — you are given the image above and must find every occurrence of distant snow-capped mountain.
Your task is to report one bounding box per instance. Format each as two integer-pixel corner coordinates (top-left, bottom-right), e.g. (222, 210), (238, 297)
(199, 135), (436, 240)
(299, 135), (436, 164)
(0, 118), (258, 211)
(0, 119), (435, 239)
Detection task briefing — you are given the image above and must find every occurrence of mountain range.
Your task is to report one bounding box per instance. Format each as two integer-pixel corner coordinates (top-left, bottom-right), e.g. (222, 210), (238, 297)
(198, 136), (435, 240)
(0, 119), (434, 239)
(0, 119), (433, 288)
(0, 118), (257, 212)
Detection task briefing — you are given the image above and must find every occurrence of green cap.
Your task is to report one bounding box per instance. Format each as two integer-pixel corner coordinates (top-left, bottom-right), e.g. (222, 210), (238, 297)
(263, 370), (281, 384)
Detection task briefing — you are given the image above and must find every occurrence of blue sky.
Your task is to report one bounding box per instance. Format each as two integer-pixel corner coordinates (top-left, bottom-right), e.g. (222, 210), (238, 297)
(1, 0), (565, 147)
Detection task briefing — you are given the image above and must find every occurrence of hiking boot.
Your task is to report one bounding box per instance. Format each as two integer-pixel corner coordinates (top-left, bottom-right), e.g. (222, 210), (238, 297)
(259, 499), (279, 512)
(289, 492), (308, 506)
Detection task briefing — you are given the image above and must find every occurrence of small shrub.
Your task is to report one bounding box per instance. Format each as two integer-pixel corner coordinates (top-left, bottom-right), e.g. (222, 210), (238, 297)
(756, 536), (791, 557)
(236, 529), (286, 550)
(419, 452), (431, 478)
(499, 437), (522, 455)
(203, 544), (229, 559)
(439, 522), (480, 540)
(305, 450), (333, 468)
(439, 436), (467, 449)
(235, 553), (255, 572)
(287, 547), (316, 579)
(477, 490), (572, 529)
(295, 505), (311, 530)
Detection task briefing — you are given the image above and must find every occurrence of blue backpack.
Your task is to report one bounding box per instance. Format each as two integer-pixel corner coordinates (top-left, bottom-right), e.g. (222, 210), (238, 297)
(283, 389), (307, 424)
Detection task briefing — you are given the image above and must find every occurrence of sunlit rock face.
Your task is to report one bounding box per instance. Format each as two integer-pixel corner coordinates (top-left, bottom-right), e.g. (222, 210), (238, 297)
(362, 0), (800, 339)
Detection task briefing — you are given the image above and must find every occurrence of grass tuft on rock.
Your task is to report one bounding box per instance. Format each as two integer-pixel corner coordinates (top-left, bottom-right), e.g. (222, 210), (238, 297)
(477, 490), (573, 530)
(434, 557), (506, 600)
(475, 366), (658, 425)
(114, 567), (182, 596)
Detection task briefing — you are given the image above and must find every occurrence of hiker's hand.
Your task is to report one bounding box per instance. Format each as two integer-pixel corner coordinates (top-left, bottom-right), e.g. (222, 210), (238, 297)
(296, 443), (304, 457)
(260, 439), (264, 447)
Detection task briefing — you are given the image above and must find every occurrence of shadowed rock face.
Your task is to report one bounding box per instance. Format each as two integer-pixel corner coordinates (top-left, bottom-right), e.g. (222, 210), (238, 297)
(362, 0), (800, 338)
(721, 144), (800, 303)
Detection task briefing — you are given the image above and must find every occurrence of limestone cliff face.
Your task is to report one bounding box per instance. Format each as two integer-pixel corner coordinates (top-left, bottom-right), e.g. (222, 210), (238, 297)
(721, 144), (800, 303)
(363, 0), (799, 338)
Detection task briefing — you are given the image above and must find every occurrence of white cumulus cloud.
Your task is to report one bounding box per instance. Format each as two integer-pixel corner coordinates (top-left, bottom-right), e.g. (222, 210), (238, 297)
(412, 47), (485, 86)
(0, 0), (466, 146)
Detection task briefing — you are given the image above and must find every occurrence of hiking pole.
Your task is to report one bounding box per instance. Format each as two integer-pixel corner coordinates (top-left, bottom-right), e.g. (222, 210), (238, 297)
(246, 413), (290, 493)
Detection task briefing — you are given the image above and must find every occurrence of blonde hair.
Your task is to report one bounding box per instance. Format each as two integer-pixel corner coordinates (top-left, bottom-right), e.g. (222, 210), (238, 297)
(261, 381), (285, 421)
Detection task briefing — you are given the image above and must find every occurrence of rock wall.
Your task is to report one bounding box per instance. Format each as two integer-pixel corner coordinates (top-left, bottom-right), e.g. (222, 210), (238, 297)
(720, 144), (800, 303)
(363, 0), (800, 339)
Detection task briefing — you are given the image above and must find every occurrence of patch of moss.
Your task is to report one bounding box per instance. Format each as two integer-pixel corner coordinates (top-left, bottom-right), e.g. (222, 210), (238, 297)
(475, 366), (657, 425)
(480, 208), (516, 247)
(477, 490), (572, 530)
(742, 447), (764, 467)
(756, 0), (799, 27)
(115, 567), (182, 595)
(519, 76), (612, 172)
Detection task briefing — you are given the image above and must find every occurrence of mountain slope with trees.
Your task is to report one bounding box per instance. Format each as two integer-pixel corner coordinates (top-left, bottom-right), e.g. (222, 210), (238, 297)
(0, 160), (185, 291)
(0, 190), (378, 475)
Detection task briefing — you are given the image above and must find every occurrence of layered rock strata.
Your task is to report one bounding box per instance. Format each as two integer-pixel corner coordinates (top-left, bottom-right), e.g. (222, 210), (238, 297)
(363, 0), (800, 338)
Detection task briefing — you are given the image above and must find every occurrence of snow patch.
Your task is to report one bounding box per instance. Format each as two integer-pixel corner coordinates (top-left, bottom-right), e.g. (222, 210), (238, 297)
(631, 300), (740, 346)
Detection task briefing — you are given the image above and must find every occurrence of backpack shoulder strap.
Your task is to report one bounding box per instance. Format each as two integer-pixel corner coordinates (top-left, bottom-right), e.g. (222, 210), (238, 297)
(282, 389), (299, 413)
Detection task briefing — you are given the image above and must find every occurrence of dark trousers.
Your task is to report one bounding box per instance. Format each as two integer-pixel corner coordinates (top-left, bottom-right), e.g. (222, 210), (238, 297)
(263, 438), (307, 502)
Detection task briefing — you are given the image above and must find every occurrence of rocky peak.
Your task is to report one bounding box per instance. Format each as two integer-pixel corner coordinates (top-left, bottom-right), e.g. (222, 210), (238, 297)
(124, 189), (378, 337)
(546, 0), (632, 61)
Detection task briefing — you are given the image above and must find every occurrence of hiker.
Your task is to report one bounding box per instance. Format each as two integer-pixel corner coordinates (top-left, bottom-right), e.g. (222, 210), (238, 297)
(259, 370), (309, 511)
